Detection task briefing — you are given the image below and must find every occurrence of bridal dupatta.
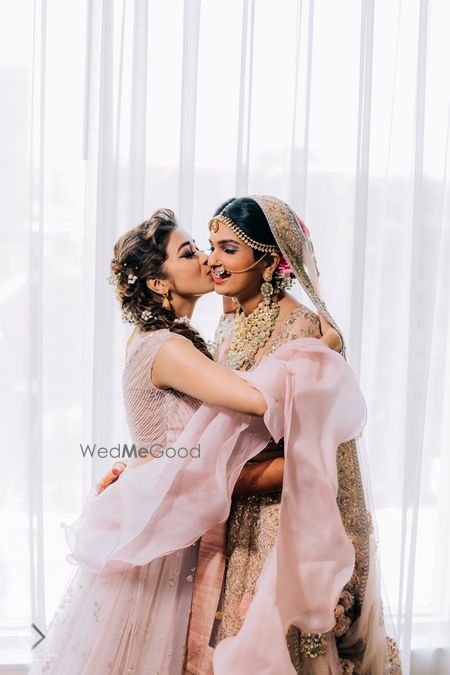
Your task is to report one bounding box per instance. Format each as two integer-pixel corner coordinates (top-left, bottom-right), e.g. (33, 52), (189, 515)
(65, 338), (366, 674)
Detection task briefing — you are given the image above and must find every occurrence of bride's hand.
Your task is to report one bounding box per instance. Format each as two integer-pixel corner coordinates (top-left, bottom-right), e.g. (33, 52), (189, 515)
(96, 461), (127, 495)
(318, 315), (342, 352)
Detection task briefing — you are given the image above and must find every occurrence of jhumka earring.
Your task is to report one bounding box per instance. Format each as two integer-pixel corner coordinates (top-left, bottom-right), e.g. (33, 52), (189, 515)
(261, 270), (275, 305)
(162, 288), (171, 310)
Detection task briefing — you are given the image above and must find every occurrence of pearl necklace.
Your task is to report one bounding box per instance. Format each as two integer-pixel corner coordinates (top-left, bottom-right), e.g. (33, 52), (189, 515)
(225, 297), (280, 371)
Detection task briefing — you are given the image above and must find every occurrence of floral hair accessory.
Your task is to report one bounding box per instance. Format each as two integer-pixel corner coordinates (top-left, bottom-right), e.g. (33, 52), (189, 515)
(276, 255), (292, 276)
(272, 254), (295, 291)
(121, 310), (135, 324)
(141, 310), (153, 321)
(127, 274), (138, 285)
(173, 315), (192, 327)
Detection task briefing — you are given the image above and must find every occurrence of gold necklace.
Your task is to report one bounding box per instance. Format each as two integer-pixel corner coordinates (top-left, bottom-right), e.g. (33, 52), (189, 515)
(226, 297), (280, 370)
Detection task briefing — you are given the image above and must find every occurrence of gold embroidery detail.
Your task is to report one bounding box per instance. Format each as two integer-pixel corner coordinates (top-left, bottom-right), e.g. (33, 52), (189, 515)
(251, 195), (346, 358)
(385, 635), (402, 674)
(263, 307), (320, 361)
(298, 632), (328, 658)
(336, 440), (372, 612)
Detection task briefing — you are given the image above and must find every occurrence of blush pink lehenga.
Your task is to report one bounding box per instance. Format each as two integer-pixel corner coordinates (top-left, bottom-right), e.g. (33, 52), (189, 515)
(29, 329), (202, 674)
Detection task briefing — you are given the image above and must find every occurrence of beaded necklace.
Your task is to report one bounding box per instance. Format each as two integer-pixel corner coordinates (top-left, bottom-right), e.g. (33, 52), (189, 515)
(225, 297), (280, 371)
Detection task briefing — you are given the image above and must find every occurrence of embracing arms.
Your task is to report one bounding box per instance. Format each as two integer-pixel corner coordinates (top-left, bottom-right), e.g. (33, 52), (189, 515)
(97, 311), (342, 494)
(151, 337), (267, 416)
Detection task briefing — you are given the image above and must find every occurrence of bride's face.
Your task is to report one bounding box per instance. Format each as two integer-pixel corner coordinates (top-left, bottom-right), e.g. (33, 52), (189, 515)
(207, 220), (270, 303)
(162, 227), (214, 298)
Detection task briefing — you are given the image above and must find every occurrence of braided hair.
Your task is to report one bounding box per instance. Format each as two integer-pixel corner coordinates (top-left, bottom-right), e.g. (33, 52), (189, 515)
(111, 208), (213, 360)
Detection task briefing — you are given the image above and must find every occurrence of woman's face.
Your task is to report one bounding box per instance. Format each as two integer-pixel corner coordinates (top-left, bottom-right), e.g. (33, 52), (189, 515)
(162, 227), (214, 298)
(207, 219), (273, 304)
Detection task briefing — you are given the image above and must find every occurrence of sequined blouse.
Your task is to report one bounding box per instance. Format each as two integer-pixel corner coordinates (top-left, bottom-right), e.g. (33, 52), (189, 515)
(211, 304), (321, 371)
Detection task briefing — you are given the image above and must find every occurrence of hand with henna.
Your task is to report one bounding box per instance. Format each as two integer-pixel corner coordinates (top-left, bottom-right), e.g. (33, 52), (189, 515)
(96, 461), (127, 494)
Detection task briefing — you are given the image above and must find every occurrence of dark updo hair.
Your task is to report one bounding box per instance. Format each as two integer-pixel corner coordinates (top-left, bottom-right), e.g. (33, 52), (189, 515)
(214, 197), (279, 260)
(111, 208), (212, 360)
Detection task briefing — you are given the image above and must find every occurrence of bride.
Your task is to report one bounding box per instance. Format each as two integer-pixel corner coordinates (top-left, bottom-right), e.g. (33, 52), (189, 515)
(185, 196), (401, 674)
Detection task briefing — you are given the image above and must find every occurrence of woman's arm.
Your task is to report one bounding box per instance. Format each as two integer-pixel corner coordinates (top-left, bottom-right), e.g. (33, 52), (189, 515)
(152, 338), (267, 416)
(97, 457), (285, 496)
(233, 457), (284, 497)
(97, 317), (341, 493)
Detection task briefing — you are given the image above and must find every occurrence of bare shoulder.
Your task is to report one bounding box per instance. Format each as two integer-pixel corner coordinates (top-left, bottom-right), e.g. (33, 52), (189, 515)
(156, 332), (196, 359)
(151, 333), (198, 389)
(152, 333), (199, 375)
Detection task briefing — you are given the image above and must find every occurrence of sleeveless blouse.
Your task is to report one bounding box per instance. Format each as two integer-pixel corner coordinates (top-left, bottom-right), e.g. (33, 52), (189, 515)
(123, 328), (201, 463)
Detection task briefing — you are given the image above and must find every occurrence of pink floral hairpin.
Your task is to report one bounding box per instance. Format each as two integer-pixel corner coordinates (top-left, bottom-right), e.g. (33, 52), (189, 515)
(273, 254), (295, 291)
(276, 255), (292, 276)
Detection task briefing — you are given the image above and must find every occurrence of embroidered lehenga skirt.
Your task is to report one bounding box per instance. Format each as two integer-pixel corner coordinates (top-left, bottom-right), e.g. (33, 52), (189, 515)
(185, 442), (403, 674)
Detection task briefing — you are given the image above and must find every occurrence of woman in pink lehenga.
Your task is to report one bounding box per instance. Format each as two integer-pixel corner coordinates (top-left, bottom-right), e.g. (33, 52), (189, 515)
(28, 206), (339, 675)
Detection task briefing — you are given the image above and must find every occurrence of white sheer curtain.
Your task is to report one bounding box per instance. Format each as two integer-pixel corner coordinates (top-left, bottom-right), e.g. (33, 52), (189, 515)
(1, 1), (449, 673)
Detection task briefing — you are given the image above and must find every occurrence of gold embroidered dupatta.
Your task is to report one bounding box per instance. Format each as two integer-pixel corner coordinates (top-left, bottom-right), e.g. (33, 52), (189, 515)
(251, 195), (401, 673)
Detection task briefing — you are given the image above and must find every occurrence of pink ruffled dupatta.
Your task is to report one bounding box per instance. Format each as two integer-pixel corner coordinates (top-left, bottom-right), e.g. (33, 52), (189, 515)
(65, 339), (366, 674)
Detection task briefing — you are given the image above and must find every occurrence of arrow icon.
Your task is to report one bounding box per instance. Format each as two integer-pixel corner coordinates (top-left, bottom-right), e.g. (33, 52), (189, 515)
(31, 623), (46, 650)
